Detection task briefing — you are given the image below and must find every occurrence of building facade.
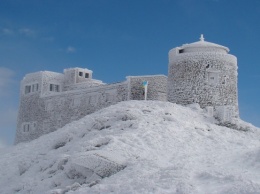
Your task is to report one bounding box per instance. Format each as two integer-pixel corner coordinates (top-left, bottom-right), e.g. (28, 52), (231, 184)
(15, 68), (167, 144)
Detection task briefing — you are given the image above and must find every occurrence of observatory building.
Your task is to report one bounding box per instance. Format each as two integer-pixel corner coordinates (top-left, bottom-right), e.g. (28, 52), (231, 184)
(168, 35), (238, 121)
(15, 35), (239, 144)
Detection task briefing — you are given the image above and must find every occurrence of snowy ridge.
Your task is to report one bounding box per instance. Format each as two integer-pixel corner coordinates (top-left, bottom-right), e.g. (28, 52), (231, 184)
(1, 101), (260, 194)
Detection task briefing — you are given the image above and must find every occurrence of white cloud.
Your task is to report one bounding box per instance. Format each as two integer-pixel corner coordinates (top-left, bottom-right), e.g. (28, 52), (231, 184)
(2, 28), (14, 35)
(66, 46), (76, 53)
(1, 27), (36, 37)
(19, 28), (35, 37)
(0, 67), (15, 97)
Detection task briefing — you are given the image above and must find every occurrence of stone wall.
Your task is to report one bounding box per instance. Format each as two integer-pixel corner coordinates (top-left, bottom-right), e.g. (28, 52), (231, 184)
(15, 81), (128, 144)
(64, 68), (93, 86)
(63, 80), (105, 91)
(127, 75), (167, 101)
(168, 51), (239, 120)
(41, 71), (64, 96)
(15, 71), (168, 144)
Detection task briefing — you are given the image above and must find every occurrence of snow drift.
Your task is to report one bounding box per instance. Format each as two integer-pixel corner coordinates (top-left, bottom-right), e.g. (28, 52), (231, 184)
(0, 101), (259, 194)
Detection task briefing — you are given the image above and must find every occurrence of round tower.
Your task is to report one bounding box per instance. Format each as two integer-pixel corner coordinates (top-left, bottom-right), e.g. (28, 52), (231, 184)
(168, 35), (239, 121)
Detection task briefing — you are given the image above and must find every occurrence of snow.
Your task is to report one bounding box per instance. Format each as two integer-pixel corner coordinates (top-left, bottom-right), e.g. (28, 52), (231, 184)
(0, 101), (259, 194)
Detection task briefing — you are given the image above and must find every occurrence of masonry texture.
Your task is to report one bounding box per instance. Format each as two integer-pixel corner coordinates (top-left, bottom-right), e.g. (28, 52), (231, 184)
(15, 67), (167, 144)
(168, 35), (239, 122)
(15, 35), (240, 144)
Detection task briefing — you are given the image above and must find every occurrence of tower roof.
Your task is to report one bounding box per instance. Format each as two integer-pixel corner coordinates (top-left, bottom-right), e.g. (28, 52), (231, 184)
(181, 34), (230, 53)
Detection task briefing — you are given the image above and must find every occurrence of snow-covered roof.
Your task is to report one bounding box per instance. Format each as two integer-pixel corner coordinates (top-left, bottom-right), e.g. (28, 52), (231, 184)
(126, 74), (167, 78)
(181, 34), (230, 52)
(64, 67), (93, 73)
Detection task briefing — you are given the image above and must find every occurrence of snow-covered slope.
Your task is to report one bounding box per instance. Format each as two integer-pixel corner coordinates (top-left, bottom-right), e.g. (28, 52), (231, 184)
(0, 101), (260, 194)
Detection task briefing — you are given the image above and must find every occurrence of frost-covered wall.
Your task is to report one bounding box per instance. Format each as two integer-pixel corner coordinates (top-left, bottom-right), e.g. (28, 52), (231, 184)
(16, 82), (129, 143)
(127, 75), (167, 101)
(15, 68), (166, 144)
(168, 35), (239, 122)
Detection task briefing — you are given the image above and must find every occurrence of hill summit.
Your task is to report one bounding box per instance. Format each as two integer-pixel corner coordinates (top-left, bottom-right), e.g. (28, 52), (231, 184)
(1, 101), (260, 194)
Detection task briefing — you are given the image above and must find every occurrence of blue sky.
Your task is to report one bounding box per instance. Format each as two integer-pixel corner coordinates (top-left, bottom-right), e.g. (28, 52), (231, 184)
(0, 0), (260, 146)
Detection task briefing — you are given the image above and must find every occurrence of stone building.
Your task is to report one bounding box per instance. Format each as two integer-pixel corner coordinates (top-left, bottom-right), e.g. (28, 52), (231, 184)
(15, 35), (239, 144)
(168, 35), (238, 122)
(15, 67), (167, 144)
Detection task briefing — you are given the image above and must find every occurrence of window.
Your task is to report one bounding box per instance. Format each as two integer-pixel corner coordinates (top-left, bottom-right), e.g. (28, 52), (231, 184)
(23, 123), (30, 132)
(22, 122), (37, 132)
(179, 49), (184, 54)
(31, 84), (35, 92)
(25, 85), (31, 94)
(79, 72), (83, 76)
(32, 83), (39, 92)
(85, 73), (89, 78)
(50, 84), (60, 92)
(25, 83), (39, 94)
